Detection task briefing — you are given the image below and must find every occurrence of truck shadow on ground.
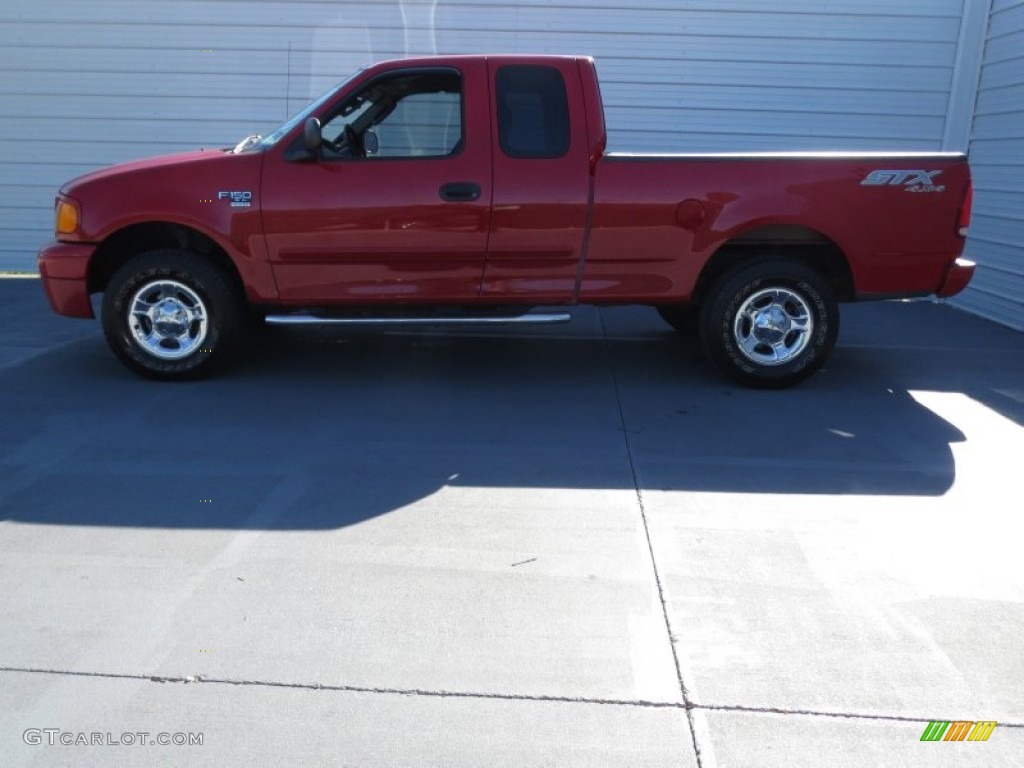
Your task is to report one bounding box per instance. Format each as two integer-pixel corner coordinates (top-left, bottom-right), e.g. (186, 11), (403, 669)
(6, 301), (1019, 531)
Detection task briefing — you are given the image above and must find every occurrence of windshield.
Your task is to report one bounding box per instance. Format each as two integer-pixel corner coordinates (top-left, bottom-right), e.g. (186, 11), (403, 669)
(235, 70), (364, 153)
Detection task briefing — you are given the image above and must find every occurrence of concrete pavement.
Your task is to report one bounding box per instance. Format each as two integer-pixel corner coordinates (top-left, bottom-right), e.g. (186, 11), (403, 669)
(0, 277), (1022, 766)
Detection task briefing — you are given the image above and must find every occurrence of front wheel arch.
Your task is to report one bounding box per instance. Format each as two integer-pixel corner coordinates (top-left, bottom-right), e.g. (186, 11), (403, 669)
(87, 221), (245, 299)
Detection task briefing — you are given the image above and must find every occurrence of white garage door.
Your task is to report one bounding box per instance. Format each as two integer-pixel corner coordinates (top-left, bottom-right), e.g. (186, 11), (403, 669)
(957, 0), (1024, 331)
(0, 1), (968, 272)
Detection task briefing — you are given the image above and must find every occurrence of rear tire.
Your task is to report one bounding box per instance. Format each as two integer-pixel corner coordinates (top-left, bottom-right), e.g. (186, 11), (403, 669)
(699, 259), (838, 388)
(101, 249), (246, 380)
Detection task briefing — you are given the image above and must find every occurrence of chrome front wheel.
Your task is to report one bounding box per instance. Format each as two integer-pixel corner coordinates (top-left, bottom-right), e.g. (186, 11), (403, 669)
(102, 249), (245, 380)
(128, 280), (209, 360)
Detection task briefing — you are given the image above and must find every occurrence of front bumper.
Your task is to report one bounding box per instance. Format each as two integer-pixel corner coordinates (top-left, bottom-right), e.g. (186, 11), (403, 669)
(37, 241), (96, 318)
(936, 257), (976, 299)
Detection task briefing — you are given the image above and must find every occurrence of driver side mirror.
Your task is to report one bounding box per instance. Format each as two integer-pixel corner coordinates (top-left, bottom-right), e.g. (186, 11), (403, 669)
(303, 117), (323, 156)
(363, 129), (379, 156)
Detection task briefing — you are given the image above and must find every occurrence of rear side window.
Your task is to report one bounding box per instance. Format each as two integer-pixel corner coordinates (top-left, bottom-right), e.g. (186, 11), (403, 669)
(496, 66), (570, 159)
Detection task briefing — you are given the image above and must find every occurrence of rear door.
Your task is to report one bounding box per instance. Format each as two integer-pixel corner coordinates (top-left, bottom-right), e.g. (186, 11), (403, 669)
(261, 62), (492, 304)
(483, 59), (592, 302)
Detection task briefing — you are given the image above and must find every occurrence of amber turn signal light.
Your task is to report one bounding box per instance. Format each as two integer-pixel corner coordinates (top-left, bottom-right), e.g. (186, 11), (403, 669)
(55, 198), (80, 237)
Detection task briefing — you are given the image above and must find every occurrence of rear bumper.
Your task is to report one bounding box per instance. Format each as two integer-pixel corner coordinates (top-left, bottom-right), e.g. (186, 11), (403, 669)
(37, 241), (96, 318)
(936, 257), (976, 299)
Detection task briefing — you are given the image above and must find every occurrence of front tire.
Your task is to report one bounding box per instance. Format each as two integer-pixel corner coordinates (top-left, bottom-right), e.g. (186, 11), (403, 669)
(101, 249), (245, 380)
(699, 259), (838, 388)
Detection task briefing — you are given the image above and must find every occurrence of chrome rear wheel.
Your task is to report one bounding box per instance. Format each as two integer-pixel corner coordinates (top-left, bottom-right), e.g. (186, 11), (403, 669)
(732, 287), (813, 366)
(700, 259), (838, 388)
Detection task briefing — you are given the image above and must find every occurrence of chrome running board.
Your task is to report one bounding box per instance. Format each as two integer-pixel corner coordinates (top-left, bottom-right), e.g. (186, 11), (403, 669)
(264, 312), (572, 326)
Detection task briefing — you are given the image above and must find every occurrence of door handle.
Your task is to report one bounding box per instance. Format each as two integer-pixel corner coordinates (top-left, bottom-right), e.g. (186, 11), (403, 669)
(439, 182), (482, 202)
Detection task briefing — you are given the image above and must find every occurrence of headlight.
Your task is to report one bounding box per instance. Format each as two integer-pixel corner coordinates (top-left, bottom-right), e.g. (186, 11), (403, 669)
(55, 197), (80, 238)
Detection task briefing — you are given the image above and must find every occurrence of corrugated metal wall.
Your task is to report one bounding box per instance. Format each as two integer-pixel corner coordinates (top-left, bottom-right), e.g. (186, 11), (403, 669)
(957, 0), (1024, 331)
(0, 1), (981, 282)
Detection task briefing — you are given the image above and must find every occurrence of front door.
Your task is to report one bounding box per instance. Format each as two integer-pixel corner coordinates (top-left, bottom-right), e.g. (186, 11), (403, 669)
(261, 62), (492, 305)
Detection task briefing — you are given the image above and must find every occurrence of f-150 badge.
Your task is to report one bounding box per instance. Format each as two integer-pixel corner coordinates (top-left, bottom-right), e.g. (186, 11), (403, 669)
(218, 190), (252, 207)
(861, 170), (944, 193)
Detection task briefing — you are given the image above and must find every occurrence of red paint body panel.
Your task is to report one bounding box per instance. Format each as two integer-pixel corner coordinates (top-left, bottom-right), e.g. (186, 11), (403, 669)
(262, 58), (493, 304)
(49, 149), (277, 304)
(481, 57), (592, 302)
(38, 242), (96, 318)
(936, 258), (976, 298)
(585, 155), (971, 302)
(38, 54), (972, 318)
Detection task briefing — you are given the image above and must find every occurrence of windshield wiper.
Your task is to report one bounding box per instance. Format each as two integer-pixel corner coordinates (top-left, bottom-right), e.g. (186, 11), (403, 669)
(232, 135), (262, 153)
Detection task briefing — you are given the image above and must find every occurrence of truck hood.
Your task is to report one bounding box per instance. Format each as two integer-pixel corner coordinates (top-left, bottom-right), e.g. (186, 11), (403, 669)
(60, 148), (235, 195)
(56, 146), (264, 246)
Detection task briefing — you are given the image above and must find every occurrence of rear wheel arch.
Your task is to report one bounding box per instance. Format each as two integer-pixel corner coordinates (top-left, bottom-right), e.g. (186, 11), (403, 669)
(692, 225), (855, 309)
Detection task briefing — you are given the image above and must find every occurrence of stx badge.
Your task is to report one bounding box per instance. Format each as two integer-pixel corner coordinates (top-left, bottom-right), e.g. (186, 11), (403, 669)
(861, 170), (945, 193)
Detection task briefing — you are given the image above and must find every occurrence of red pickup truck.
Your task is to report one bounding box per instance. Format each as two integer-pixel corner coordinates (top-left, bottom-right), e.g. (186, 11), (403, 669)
(38, 54), (974, 387)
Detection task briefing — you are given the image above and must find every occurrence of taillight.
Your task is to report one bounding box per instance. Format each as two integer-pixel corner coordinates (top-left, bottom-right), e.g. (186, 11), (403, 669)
(958, 182), (972, 237)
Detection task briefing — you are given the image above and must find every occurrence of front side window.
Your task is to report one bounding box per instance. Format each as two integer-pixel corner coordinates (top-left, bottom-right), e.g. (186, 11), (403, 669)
(320, 69), (462, 159)
(496, 65), (570, 159)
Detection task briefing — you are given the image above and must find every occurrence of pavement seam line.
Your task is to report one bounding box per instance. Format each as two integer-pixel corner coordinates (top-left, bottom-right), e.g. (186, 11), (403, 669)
(3, 667), (1022, 730)
(0, 666), (681, 709)
(689, 702), (1024, 728)
(597, 309), (705, 768)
